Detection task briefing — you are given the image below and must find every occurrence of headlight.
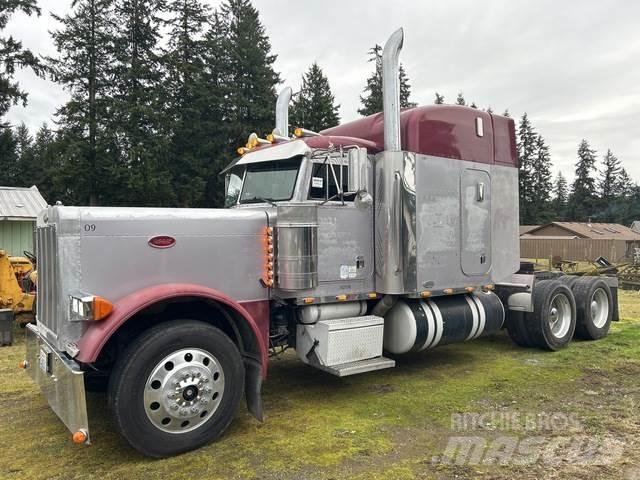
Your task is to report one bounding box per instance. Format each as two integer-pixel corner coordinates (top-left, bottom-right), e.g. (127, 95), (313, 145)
(69, 292), (113, 322)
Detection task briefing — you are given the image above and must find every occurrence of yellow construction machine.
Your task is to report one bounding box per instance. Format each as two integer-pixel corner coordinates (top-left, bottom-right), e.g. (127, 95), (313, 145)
(0, 250), (36, 325)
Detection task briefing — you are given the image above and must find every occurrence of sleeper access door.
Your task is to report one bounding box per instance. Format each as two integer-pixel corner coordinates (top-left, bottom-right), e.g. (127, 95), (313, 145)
(460, 168), (492, 276)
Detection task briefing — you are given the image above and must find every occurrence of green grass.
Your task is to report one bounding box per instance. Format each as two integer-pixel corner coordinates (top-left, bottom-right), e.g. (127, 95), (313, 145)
(1, 291), (639, 479)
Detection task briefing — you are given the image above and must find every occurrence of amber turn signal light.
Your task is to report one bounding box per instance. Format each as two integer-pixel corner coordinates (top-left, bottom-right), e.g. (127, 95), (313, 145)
(72, 430), (88, 444)
(93, 296), (114, 321)
(18, 360), (29, 369)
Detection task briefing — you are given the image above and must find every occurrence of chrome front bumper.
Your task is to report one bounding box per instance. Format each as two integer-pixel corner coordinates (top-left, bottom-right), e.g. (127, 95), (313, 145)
(24, 323), (90, 443)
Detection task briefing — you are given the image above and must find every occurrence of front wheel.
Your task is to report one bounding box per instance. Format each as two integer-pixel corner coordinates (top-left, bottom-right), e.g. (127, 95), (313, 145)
(108, 320), (244, 457)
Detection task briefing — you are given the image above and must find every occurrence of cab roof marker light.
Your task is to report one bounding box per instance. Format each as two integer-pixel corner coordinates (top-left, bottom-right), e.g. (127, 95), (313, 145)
(293, 127), (321, 138)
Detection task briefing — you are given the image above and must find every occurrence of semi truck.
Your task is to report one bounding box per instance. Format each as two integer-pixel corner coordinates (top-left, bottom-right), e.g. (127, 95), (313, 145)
(20, 28), (618, 457)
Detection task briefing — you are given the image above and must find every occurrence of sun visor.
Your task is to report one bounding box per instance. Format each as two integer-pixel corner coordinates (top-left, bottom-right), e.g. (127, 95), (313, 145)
(220, 139), (311, 174)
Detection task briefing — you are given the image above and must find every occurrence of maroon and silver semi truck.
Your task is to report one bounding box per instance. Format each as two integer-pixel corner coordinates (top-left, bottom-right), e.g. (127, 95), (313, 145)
(21, 28), (618, 457)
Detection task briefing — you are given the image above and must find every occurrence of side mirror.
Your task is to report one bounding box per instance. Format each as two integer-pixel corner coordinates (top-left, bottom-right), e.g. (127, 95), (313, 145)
(348, 148), (369, 193)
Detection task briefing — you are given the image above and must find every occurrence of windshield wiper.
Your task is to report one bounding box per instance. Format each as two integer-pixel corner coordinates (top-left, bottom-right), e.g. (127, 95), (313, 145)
(243, 196), (278, 207)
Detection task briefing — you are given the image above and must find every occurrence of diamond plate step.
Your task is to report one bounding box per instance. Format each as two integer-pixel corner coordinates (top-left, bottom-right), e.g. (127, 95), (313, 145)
(316, 356), (396, 377)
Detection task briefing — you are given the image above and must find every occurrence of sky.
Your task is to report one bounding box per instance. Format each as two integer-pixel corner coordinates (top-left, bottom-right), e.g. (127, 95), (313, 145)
(5, 0), (640, 182)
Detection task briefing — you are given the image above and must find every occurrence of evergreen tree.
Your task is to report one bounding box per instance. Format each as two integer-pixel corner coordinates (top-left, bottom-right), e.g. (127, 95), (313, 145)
(516, 113), (537, 224)
(434, 92), (444, 104)
(552, 171), (568, 220)
(455, 91), (466, 106)
(616, 168), (633, 197)
(220, 0), (280, 144)
(358, 44), (415, 116)
(0, 126), (18, 184)
(598, 149), (621, 201)
(163, 0), (211, 207)
(0, 0), (43, 123)
(502, 109), (510, 117)
(290, 62), (340, 132)
(111, 0), (173, 206)
(568, 139), (598, 221)
(530, 134), (553, 222)
(49, 0), (119, 205)
(486, 106), (494, 114)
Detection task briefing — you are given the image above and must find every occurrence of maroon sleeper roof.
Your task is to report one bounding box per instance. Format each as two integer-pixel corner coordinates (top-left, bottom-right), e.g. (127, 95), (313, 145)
(321, 105), (517, 167)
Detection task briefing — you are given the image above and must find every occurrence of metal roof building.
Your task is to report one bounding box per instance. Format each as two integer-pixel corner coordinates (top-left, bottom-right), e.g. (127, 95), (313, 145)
(0, 186), (47, 256)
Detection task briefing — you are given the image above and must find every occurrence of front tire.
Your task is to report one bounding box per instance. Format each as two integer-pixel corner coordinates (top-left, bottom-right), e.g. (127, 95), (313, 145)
(108, 320), (244, 457)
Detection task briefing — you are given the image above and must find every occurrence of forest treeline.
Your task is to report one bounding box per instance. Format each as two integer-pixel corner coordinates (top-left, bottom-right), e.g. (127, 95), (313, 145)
(0, 0), (638, 224)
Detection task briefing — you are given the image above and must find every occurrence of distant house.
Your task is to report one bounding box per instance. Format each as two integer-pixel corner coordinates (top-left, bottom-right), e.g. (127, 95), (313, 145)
(523, 222), (640, 241)
(519, 225), (539, 236)
(0, 186), (47, 256)
(520, 221), (640, 262)
(632, 221), (640, 234)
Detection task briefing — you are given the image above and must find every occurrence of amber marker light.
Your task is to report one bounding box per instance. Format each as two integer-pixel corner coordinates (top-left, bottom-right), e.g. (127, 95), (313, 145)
(420, 291), (432, 298)
(18, 360), (29, 369)
(368, 292), (378, 299)
(336, 294), (348, 301)
(483, 284), (495, 291)
(302, 297), (314, 304)
(293, 127), (303, 138)
(465, 286), (476, 293)
(93, 296), (114, 321)
(237, 147), (248, 156)
(72, 430), (88, 444)
(443, 288), (454, 295)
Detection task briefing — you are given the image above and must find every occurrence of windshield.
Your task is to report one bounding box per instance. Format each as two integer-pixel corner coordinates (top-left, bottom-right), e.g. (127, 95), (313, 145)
(224, 157), (302, 207)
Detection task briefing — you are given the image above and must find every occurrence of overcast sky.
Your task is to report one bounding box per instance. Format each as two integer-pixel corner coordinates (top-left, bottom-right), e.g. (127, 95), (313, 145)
(5, 0), (640, 182)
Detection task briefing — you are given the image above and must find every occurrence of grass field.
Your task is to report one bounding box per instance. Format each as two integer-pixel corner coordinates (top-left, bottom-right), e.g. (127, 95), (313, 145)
(1, 291), (639, 480)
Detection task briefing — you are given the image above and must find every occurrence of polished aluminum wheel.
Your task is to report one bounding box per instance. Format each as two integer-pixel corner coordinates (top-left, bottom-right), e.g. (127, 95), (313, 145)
(549, 293), (572, 338)
(143, 348), (224, 434)
(590, 288), (610, 329)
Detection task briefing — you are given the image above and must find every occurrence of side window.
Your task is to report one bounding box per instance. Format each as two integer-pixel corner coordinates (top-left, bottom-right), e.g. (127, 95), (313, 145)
(308, 163), (351, 201)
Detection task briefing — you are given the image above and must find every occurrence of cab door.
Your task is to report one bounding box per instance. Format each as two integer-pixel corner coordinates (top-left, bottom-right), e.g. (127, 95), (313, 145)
(308, 160), (374, 291)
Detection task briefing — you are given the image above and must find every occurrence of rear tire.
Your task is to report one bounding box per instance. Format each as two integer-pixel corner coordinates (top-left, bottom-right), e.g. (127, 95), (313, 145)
(524, 280), (576, 351)
(572, 277), (612, 340)
(108, 320), (244, 458)
(505, 311), (535, 347)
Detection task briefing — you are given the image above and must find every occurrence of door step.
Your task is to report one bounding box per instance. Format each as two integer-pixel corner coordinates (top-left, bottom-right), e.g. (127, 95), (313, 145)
(315, 356), (396, 377)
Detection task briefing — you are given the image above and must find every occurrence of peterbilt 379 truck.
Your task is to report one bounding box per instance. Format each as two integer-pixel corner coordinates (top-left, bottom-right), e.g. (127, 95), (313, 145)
(21, 28), (618, 457)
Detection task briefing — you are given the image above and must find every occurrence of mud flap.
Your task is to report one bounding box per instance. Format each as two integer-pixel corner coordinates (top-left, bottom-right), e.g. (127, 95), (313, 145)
(243, 357), (264, 422)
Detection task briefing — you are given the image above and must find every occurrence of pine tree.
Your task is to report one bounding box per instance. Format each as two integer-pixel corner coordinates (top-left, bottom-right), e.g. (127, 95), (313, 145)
(162, 0), (211, 207)
(455, 91), (466, 106)
(358, 44), (415, 116)
(49, 0), (119, 205)
(516, 113), (537, 224)
(530, 134), (553, 222)
(502, 109), (510, 117)
(434, 92), (444, 104)
(220, 0), (280, 144)
(290, 62), (340, 132)
(553, 172), (568, 220)
(0, 0), (43, 124)
(111, 0), (174, 206)
(0, 126), (18, 184)
(486, 106), (494, 114)
(616, 168), (633, 197)
(568, 139), (598, 221)
(598, 149), (621, 201)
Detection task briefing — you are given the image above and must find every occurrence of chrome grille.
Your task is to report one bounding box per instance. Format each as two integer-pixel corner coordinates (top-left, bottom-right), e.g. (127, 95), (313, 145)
(36, 225), (60, 335)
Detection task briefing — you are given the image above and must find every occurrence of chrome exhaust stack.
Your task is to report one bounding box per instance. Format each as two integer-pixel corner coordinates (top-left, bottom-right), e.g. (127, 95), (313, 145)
(275, 86), (293, 137)
(382, 28), (404, 151)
